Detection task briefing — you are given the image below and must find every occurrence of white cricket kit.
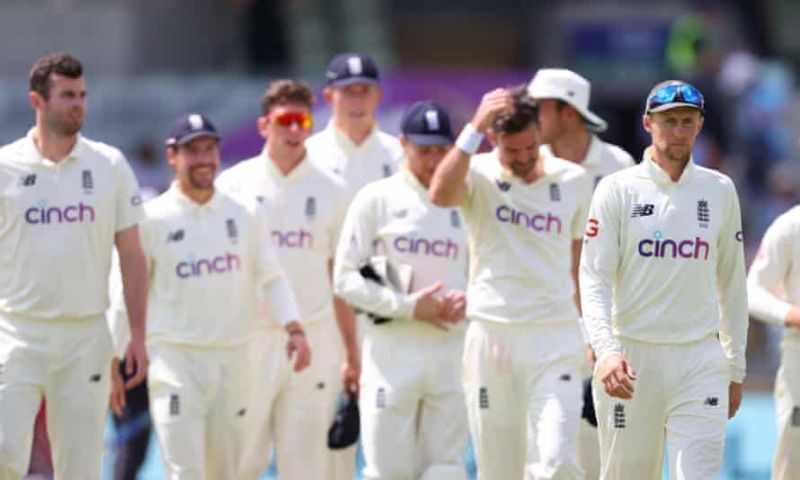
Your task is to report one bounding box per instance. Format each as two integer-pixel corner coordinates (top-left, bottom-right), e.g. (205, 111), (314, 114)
(132, 186), (299, 480)
(334, 167), (469, 480)
(0, 130), (142, 480)
(306, 121), (403, 201)
(460, 149), (591, 480)
(543, 135), (635, 480)
(747, 206), (800, 480)
(217, 153), (349, 480)
(580, 153), (748, 479)
(542, 134), (635, 191)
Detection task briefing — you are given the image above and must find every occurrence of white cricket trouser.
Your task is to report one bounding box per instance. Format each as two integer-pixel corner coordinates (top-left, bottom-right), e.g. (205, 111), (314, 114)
(0, 313), (111, 480)
(592, 335), (729, 480)
(148, 343), (251, 480)
(463, 320), (584, 480)
(772, 345), (800, 479)
(359, 321), (467, 480)
(577, 357), (600, 480)
(240, 318), (352, 480)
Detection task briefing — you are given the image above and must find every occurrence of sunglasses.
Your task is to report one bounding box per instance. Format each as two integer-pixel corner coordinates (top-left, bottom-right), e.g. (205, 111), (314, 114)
(270, 111), (313, 129)
(646, 83), (705, 113)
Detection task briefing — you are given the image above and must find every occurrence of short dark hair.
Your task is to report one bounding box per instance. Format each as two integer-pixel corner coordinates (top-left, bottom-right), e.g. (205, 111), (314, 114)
(29, 53), (83, 100)
(261, 80), (314, 116)
(491, 85), (538, 135)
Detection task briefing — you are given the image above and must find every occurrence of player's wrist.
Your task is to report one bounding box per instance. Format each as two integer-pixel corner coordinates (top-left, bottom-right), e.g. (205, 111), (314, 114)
(285, 321), (305, 337)
(457, 123), (485, 155)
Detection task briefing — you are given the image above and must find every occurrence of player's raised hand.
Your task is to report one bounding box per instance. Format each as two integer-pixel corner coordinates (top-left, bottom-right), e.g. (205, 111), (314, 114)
(471, 88), (513, 133)
(598, 354), (637, 399)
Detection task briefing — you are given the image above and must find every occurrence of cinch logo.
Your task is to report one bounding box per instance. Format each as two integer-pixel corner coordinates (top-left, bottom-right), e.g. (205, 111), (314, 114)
(393, 236), (459, 260)
(271, 229), (313, 249)
(637, 231), (710, 260)
(24, 201), (95, 224)
(495, 205), (562, 234)
(175, 252), (241, 278)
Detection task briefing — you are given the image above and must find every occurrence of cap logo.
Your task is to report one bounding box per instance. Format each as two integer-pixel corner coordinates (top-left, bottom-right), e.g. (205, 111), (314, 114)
(347, 57), (363, 75)
(424, 110), (440, 131)
(567, 90), (575, 97)
(188, 114), (204, 131)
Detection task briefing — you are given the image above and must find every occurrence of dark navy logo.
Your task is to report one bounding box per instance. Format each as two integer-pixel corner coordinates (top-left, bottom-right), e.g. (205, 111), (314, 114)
(82, 169), (94, 193)
(305, 196), (316, 221)
(792, 406), (800, 427)
(613, 403), (626, 429)
(704, 397), (719, 407)
(376, 387), (386, 408)
(479, 387), (489, 409)
(226, 218), (238, 244)
(382, 164), (392, 178)
(698, 200), (710, 227)
(167, 229), (185, 243)
(559, 373), (572, 382)
(170, 394), (180, 416)
(451, 209), (461, 229)
(89, 373), (102, 382)
(130, 194), (142, 206)
(495, 179), (511, 192)
(631, 203), (655, 218)
(549, 183), (561, 202)
(20, 174), (36, 187)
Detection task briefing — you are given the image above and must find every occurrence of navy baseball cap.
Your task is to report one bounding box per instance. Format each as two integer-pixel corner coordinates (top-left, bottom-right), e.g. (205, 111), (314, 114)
(327, 391), (360, 449)
(165, 113), (220, 147)
(400, 101), (455, 146)
(325, 53), (380, 87)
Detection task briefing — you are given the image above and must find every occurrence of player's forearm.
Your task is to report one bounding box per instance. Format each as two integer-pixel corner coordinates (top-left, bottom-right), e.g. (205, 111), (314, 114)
(747, 281), (793, 326)
(333, 295), (359, 360)
(333, 264), (415, 319)
(118, 246), (148, 340)
(263, 274), (301, 326)
(429, 146), (470, 207)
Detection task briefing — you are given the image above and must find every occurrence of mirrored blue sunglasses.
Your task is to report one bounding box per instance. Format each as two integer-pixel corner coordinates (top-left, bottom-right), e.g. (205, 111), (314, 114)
(647, 83), (705, 112)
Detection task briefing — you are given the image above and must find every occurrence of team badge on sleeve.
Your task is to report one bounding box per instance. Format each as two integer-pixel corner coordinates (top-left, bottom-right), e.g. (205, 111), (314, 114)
(585, 218), (599, 238)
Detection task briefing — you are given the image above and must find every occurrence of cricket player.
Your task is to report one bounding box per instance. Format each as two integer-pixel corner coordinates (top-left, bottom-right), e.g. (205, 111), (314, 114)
(306, 52), (403, 201)
(580, 80), (748, 479)
(430, 87), (592, 479)
(334, 100), (469, 480)
(0, 53), (148, 480)
(115, 113), (308, 479)
(306, 52), (403, 479)
(748, 207), (800, 479)
(528, 67), (635, 478)
(216, 80), (353, 480)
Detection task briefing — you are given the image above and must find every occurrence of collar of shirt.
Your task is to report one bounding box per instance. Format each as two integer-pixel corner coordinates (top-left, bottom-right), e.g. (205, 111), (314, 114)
(166, 182), (224, 212)
(642, 149), (696, 185)
(581, 135), (603, 168)
(324, 120), (380, 154)
(261, 149), (312, 184)
(399, 163), (428, 197)
(22, 128), (86, 167)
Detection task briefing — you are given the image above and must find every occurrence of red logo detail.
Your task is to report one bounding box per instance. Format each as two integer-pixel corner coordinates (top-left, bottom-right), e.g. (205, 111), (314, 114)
(585, 218), (599, 238)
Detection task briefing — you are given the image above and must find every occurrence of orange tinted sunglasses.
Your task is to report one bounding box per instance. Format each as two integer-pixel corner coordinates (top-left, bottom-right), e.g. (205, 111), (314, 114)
(270, 111), (313, 129)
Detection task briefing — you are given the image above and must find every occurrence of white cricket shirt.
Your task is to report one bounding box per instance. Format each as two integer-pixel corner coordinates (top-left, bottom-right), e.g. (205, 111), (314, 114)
(139, 185), (298, 347)
(0, 129), (143, 319)
(462, 149), (592, 325)
(306, 121), (402, 201)
(217, 152), (348, 326)
(541, 134), (635, 189)
(748, 206), (800, 348)
(580, 152), (748, 381)
(334, 166), (468, 333)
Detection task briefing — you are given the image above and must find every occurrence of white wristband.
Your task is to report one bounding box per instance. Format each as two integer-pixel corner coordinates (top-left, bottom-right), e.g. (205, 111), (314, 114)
(456, 123), (484, 155)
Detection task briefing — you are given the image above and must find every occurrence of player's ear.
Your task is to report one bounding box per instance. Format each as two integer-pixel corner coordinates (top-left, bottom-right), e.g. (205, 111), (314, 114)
(642, 114), (652, 134)
(257, 115), (270, 140)
(322, 87), (334, 104)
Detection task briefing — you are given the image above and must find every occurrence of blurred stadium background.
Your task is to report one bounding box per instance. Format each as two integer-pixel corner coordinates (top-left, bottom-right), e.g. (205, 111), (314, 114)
(4, 0), (800, 478)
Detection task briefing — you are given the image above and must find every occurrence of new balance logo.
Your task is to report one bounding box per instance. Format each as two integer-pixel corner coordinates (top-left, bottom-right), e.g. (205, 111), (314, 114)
(704, 397), (719, 407)
(479, 387), (489, 409)
(89, 374), (102, 383)
(496, 180), (511, 192)
(631, 203), (654, 217)
(237, 408), (247, 417)
(167, 229), (185, 243)
(613, 403), (626, 429)
(559, 373), (572, 382)
(20, 174), (36, 186)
